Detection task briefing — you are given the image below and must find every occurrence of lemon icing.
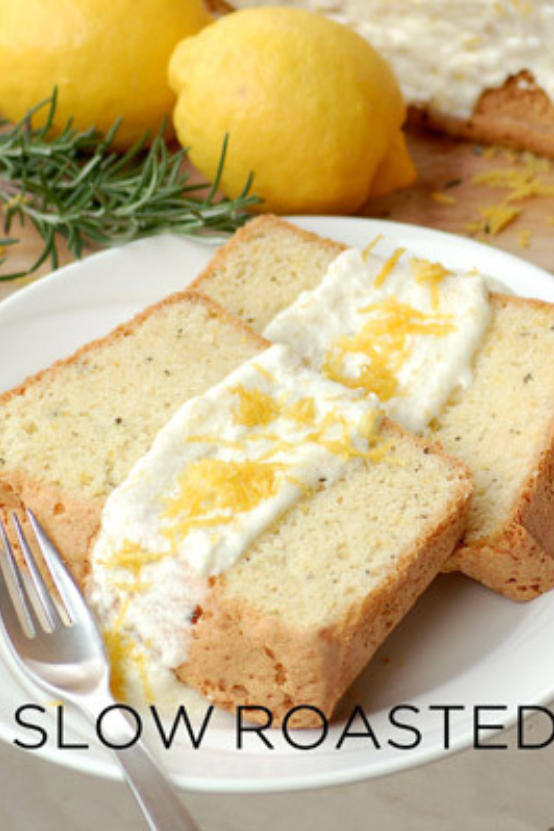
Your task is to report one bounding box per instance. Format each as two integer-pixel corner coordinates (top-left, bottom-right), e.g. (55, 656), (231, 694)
(264, 246), (491, 433)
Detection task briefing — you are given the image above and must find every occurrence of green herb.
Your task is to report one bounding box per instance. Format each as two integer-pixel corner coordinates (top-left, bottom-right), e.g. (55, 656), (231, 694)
(0, 90), (260, 281)
(444, 178), (462, 189)
(0, 236), (17, 271)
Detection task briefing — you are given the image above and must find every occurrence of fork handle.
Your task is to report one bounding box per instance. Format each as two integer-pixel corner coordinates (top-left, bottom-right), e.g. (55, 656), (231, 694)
(113, 739), (200, 831)
(82, 697), (200, 831)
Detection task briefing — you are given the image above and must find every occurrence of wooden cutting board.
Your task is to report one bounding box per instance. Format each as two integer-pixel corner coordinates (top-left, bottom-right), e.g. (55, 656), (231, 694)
(364, 125), (554, 273)
(2, 123), (554, 302)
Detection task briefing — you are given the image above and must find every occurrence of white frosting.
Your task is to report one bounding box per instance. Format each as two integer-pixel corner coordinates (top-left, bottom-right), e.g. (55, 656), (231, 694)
(265, 247), (491, 434)
(232, 0), (554, 118)
(88, 345), (380, 682)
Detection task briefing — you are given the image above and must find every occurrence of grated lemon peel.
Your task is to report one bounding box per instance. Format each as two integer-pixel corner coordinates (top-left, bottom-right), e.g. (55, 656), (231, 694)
(466, 150), (554, 241)
(323, 297), (454, 401)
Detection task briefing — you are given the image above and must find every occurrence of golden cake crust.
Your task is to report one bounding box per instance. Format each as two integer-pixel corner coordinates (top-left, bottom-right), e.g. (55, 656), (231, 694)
(409, 71), (554, 157)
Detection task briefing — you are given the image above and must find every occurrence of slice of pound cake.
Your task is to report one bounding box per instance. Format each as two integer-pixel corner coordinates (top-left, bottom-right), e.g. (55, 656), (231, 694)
(192, 215), (554, 600)
(179, 416), (470, 724)
(0, 284), (471, 724)
(0, 291), (267, 585)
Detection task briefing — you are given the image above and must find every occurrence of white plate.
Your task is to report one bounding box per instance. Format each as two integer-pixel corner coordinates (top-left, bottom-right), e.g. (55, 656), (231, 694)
(1, 216), (554, 794)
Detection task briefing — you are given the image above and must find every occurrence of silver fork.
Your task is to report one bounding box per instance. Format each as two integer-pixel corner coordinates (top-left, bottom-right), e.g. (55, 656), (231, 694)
(0, 508), (199, 831)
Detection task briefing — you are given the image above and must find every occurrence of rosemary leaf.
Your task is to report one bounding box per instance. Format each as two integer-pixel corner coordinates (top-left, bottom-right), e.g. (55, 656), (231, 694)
(0, 236), (17, 273)
(0, 91), (261, 280)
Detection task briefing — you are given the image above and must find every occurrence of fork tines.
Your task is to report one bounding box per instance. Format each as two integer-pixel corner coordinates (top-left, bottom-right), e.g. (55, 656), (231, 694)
(0, 510), (72, 637)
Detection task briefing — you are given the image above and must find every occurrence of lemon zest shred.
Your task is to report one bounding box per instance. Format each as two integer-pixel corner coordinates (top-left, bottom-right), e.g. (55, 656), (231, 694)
(101, 541), (169, 576)
(230, 384), (318, 431)
(256, 438), (308, 462)
(374, 247), (406, 288)
(518, 228), (532, 248)
(465, 203), (521, 237)
(103, 627), (130, 701)
(112, 581), (150, 594)
(103, 625), (154, 704)
(285, 474), (313, 496)
(409, 258), (452, 309)
(132, 648), (155, 705)
(361, 234), (384, 261)
(113, 597), (130, 630)
(430, 191), (457, 205)
(252, 362), (275, 382)
(324, 297), (454, 401)
(482, 146), (498, 160)
(160, 458), (285, 547)
(102, 597), (132, 701)
(302, 409), (384, 462)
(467, 150), (554, 238)
(284, 397), (316, 425)
(473, 165), (554, 201)
(231, 384), (280, 427)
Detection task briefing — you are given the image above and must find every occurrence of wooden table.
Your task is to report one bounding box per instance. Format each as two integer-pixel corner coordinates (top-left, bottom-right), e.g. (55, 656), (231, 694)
(2, 123), (554, 302)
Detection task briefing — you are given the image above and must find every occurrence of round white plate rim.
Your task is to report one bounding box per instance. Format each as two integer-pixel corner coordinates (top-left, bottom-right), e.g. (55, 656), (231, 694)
(1, 216), (554, 793)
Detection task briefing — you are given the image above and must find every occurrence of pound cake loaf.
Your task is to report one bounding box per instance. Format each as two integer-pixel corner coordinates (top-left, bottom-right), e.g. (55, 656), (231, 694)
(0, 284), (471, 725)
(177, 416), (471, 724)
(192, 215), (554, 600)
(0, 291), (267, 586)
(230, 0), (554, 158)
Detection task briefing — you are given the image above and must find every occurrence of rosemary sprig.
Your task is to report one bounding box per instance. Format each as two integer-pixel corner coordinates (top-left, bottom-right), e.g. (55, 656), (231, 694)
(0, 237), (17, 272)
(0, 90), (260, 281)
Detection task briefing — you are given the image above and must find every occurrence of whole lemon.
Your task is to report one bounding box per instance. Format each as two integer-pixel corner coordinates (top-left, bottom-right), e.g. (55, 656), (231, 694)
(169, 7), (413, 214)
(0, 0), (212, 149)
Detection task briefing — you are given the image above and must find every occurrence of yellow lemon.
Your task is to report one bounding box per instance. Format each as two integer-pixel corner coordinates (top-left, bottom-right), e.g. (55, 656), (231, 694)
(0, 0), (212, 149)
(169, 7), (414, 214)
(370, 132), (417, 200)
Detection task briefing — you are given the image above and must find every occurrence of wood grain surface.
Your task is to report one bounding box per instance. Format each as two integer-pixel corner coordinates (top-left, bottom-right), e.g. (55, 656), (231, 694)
(364, 126), (554, 275)
(2, 123), (554, 304)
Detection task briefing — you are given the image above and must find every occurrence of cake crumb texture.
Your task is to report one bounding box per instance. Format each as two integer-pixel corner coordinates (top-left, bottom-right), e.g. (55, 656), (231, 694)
(0, 291), (268, 583)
